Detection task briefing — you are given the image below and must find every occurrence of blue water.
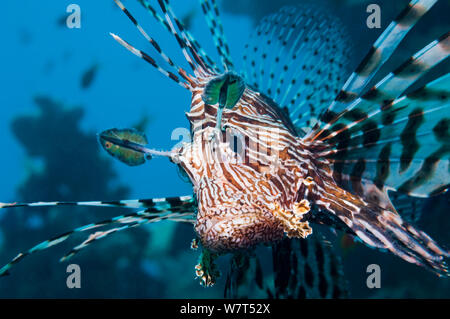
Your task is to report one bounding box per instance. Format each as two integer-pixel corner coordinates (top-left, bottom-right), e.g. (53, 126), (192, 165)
(0, 0), (251, 202)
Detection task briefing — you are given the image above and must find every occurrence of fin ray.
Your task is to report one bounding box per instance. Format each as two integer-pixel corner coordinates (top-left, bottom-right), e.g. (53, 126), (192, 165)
(0, 195), (195, 211)
(322, 0), (438, 117)
(316, 73), (450, 197)
(0, 200), (195, 277)
(241, 5), (352, 135)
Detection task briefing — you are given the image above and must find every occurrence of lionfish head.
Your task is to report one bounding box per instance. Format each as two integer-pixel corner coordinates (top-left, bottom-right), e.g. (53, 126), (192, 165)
(110, 0), (309, 252)
(177, 71), (309, 252)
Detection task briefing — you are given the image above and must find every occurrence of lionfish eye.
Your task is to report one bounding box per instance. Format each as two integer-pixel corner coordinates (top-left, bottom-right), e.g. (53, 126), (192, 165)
(202, 72), (246, 110)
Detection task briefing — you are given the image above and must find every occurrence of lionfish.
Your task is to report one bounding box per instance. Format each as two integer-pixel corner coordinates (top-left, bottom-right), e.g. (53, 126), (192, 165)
(1, 0), (449, 293)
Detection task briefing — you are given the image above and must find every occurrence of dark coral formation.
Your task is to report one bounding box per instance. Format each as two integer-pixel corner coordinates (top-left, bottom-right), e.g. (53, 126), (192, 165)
(0, 96), (156, 297)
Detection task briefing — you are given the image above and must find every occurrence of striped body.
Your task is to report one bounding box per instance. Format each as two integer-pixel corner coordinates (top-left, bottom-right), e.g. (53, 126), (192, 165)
(175, 80), (322, 251)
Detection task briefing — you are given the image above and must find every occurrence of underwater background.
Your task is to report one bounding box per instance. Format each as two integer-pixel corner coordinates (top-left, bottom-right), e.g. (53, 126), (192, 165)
(0, 0), (449, 298)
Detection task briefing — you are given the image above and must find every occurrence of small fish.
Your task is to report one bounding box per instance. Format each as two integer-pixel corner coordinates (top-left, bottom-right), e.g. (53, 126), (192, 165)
(80, 64), (99, 89)
(99, 128), (160, 166)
